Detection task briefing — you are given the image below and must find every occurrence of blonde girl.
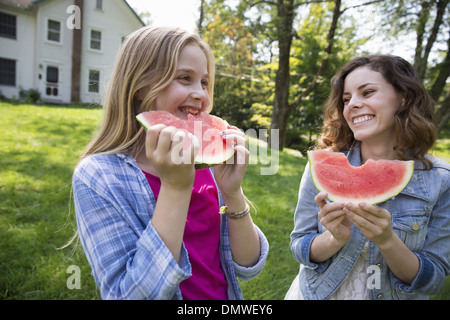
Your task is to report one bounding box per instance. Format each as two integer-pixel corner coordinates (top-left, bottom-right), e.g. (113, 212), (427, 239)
(72, 26), (268, 300)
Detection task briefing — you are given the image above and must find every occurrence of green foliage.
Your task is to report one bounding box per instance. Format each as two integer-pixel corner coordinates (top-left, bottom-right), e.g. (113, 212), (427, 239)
(18, 87), (41, 104)
(250, 102), (272, 129)
(285, 2), (363, 151)
(202, 0), (274, 130)
(201, 1), (368, 148)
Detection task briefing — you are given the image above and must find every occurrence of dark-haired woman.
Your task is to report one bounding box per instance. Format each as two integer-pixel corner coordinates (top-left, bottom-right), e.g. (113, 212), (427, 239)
(286, 55), (450, 300)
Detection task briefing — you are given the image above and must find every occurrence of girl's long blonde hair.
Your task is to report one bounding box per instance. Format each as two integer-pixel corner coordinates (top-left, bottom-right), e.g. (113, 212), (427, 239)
(62, 28), (215, 250)
(81, 26), (215, 162)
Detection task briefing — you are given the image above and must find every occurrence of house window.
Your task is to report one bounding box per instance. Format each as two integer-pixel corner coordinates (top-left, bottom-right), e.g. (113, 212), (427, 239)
(90, 30), (101, 50)
(47, 19), (61, 42)
(0, 11), (16, 39)
(0, 58), (16, 86)
(96, 0), (103, 10)
(89, 70), (100, 93)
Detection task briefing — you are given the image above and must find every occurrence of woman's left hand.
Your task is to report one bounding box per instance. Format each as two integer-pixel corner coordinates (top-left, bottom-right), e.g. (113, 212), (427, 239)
(344, 202), (421, 285)
(343, 202), (395, 248)
(213, 126), (249, 198)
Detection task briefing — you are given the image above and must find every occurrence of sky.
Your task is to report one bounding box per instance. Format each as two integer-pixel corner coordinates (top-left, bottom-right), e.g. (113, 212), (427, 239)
(126, 0), (199, 32)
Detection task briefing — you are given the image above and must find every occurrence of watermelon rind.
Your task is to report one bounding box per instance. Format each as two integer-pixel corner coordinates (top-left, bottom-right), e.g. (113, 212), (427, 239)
(136, 112), (235, 169)
(136, 114), (150, 131)
(307, 150), (414, 204)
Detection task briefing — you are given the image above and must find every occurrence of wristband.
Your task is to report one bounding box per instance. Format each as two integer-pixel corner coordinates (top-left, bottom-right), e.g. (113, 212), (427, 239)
(219, 204), (250, 219)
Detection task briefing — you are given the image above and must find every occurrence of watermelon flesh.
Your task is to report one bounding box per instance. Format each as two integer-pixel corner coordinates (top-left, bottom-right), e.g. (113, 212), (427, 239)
(136, 111), (235, 168)
(308, 150), (414, 204)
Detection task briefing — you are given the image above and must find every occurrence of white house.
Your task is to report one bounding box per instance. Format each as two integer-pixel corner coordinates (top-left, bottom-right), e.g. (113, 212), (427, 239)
(0, 0), (144, 104)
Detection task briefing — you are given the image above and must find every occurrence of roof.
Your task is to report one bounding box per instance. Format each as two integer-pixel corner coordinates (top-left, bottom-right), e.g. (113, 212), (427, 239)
(0, 0), (145, 25)
(0, 0), (39, 9)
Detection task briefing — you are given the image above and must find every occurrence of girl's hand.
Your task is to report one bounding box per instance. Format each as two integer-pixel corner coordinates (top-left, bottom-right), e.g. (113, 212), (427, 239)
(343, 202), (394, 248)
(145, 124), (198, 190)
(213, 126), (249, 199)
(315, 192), (352, 246)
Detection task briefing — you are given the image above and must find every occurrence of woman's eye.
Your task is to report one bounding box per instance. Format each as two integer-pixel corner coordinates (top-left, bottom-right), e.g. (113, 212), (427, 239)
(363, 89), (375, 96)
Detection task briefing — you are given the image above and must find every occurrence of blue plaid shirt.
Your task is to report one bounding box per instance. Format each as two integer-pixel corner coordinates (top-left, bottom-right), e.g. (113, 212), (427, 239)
(73, 153), (269, 300)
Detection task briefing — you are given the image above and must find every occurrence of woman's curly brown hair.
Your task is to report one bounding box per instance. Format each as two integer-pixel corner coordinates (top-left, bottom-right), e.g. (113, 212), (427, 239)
(318, 55), (437, 169)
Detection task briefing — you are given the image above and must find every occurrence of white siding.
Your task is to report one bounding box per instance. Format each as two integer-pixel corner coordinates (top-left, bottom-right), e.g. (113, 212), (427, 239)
(80, 0), (143, 104)
(0, 0), (143, 104)
(0, 6), (36, 99)
(36, 0), (73, 103)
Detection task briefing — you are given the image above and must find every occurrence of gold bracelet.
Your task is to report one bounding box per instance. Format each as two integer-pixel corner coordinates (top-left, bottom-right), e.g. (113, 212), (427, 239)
(219, 204), (250, 220)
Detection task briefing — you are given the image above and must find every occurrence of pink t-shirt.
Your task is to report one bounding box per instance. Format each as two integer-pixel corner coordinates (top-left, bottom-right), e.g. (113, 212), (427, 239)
(143, 168), (228, 300)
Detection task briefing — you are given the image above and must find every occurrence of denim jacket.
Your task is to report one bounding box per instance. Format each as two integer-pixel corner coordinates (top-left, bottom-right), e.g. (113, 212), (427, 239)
(290, 144), (450, 300)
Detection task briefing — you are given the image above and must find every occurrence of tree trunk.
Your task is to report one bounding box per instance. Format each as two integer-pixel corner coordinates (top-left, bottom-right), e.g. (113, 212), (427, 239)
(197, 0), (205, 37)
(271, 0), (342, 150)
(414, 0), (448, 79)
(269, 0), (295, 150)
(430, 30), (450, 102)
(70, 0), (83, 103)
(437, 91), (450, 133)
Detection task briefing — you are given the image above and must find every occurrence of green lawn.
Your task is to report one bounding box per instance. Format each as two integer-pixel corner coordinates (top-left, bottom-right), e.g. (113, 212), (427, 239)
(0, 101), (449, 300)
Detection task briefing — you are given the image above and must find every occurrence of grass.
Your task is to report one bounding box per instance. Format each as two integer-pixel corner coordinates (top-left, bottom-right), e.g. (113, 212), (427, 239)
(0, 101), (449, 300)
(0, 102), (101, 299)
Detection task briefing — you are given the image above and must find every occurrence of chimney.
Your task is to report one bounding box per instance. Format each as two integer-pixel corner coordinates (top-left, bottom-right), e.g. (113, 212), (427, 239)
(70, 0), (83, 103)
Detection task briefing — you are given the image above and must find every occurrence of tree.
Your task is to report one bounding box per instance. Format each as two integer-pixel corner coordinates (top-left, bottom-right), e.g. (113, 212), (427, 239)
(243, 0), (383, 150)
(200, 0), (265, 129)
(378, 0), (450, 134)
(286, 2), (363, 152)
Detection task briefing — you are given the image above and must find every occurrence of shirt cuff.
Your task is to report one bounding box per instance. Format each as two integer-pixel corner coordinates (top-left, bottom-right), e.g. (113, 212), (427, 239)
(293, 233), (330, 273)
(391, 253), (434, 293)
(233, 225), (269, 281)
(138, 221), (192, 282)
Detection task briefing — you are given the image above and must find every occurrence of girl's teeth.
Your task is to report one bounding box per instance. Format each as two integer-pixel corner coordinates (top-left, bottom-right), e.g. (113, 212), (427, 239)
(353, 115), (374, 124)
(180, 107), (198, 115)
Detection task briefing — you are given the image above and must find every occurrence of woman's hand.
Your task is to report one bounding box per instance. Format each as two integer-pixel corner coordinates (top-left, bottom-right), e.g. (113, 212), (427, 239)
(344, 202), (420, 284)
(309, 192), (351, 263)
(343, 202), (394, 248)
(316, 192), (352, 246)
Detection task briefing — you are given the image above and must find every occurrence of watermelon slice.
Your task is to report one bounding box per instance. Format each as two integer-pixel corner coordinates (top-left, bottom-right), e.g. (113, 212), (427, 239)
(136, 111), (235, 168)
(308, 150), (414, 204)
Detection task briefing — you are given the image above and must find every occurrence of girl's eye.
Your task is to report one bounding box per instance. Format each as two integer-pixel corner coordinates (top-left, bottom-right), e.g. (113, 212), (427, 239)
(342, 97), (350, 104)
(201, 79), (209, 87)
(178, 75), (190, 82)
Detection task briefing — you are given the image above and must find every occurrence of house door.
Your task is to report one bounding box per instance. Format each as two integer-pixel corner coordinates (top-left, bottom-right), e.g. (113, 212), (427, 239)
(44, 65), (59, 98)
